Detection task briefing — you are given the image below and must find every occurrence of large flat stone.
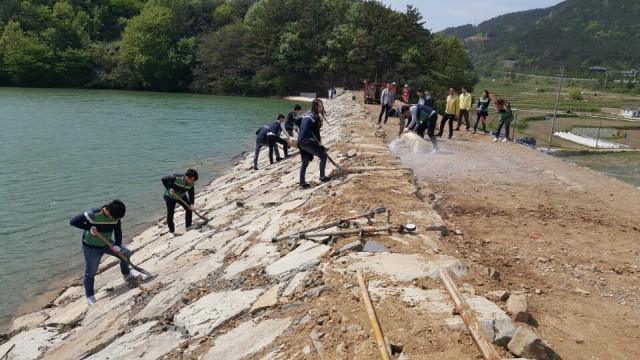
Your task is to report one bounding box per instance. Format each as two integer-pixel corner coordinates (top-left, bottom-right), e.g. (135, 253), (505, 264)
(85, 321), (183, 360)
(282, 271), (308, 297)
(0, 327), (63, 360)
(203, 318), (292, 359)
(223, 243), (280, 279)
(342, 253), (467, 281)
(174, 288), (264, 337)
(445, 295), (516, 346)
(9, 310), (50, 333)
(508, 327), (561, 360)
(265, 241), (331, 278)
(250, 283), (286, 314)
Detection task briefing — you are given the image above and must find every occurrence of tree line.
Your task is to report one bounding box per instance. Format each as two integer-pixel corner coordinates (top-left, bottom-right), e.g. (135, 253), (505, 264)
(0, 0), (476, 97)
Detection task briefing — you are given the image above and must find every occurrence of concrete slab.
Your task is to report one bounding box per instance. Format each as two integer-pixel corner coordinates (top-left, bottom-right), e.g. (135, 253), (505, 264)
(445, 296), (516, 346)
(282, 271), (308, 297)
(250, 283), (286, 313)
(265, 241), (331, 278)
(223, 243), (280, 279)
(9, 310), (51, 333)
(0, 327), (63, 360)
(203, 318), (292, 360)
(174, 288), (264, 337)
(85, 321), (183, 360)
(342, 253), (467, 281)
(45, 296), (87, 327)
(193, 229), (244, 251)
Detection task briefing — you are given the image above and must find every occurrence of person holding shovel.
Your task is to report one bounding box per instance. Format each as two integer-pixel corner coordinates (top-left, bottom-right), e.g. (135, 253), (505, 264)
(70, 199), (139, 306)
(298, 98), (330, 188)
(267, 114), (290, 164)
(162, 169), (198, 238)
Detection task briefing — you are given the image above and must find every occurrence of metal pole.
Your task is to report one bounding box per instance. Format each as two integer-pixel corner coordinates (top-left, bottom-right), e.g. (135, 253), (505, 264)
(547, 67), (564, 151)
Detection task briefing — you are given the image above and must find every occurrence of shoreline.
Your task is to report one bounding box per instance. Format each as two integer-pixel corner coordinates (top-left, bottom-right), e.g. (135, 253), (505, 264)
(3, 91), (639, 359)
(0, 151), (248, 334)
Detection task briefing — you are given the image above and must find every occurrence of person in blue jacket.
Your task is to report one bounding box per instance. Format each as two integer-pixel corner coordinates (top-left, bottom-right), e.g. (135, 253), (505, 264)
(267, 114), (290, 164)
(253, 125), (270, 170)
(297, 98), (330, 188)
(70, 199), (139, 306)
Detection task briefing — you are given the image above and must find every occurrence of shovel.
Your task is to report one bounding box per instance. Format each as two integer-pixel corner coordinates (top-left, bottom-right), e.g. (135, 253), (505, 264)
(271, 208), (387, 242)
(171, 191), (211, 225)
(94, 232), (153, 277)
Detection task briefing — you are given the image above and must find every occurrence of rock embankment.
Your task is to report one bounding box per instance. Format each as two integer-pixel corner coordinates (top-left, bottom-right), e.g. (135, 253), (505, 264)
(1, 93), (554, 359)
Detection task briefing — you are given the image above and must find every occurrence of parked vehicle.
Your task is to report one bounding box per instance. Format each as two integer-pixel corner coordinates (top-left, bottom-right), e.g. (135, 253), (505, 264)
(363, 81), (386, 104)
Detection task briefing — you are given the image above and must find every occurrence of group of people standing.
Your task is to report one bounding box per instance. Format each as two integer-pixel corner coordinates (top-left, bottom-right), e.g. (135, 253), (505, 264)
(378, 84), (515, 147)
(254, 98), (331, 188)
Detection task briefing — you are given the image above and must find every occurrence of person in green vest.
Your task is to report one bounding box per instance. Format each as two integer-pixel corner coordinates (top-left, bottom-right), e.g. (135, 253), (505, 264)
(162, 169), (199, 238)
(70, 199), (140, 306)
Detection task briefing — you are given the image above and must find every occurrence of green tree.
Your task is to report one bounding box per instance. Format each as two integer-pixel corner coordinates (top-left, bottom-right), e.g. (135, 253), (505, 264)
(0, 20), (54, 85)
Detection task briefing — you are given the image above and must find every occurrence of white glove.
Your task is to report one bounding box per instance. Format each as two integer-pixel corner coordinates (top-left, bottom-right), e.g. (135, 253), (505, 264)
(189, 204), (196, 212)
(112, 246), (122, 253)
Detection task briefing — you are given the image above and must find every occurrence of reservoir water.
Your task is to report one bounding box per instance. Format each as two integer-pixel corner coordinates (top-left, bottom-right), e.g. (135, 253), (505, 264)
(0, 87), (299, 328)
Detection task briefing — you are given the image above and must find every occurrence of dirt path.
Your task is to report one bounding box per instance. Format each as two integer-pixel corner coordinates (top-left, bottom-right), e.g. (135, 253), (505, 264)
(364, 97), (640, 359)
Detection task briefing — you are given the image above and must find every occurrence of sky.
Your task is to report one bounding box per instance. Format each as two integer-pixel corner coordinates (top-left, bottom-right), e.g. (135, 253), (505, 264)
(383, 0), (565, 33)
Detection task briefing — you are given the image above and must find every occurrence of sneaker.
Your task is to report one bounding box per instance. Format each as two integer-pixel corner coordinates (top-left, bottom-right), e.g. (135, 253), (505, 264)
(300, 183), (311, 189)
(123, 273), (141, 282)
(168, 232), (175, 239)
(502, 138), (508, 143)
(492, 138), (498, 142)
(276, 157), (284, 162)
(186, 224), (200, 231)
(430, 149), (440, 154)
(86, 296), (96, 306)
(319, 176), (331, 183)
(253, 166), (258, 170)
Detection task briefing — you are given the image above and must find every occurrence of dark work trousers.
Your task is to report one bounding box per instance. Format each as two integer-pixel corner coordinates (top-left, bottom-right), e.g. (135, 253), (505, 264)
(495, 118), (512, 140)
(267, 135), (288, 163)
(253, 140), (267, 169)
(474, 111), (488, 133)
(456, 109), (470, 130)
(378, 104), (392, 124)
(437, 113), (456, 139)
(164, 194), (192, 233)
(416, 113), (440, 151)
(298, 139), (327, 184)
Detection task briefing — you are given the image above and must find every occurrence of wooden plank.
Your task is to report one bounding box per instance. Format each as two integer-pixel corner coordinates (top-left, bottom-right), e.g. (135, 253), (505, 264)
(356, 270), (391, 360)
(438, 269), (501, 360)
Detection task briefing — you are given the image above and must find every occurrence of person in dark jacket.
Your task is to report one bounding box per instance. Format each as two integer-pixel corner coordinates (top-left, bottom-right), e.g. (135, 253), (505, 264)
(267, 114), (290, 164)
(70, 199), (139, 306)
(285, 104), (303, 137)
(253, 125), (269, 170)
(297, 98), (330, 188)
(161, 169), (198, 237)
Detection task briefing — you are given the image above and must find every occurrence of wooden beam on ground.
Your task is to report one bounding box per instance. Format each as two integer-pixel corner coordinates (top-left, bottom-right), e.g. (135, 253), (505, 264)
(438, 269), (501, 360)
(356, 270), (391, 360)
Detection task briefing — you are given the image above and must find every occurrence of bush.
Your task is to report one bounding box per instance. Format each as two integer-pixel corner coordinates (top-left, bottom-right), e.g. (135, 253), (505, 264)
(568, 88), (583, 100)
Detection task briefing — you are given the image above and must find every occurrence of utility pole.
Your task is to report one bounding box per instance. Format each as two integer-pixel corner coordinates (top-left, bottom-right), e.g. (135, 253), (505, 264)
(547, 66), (565, 151)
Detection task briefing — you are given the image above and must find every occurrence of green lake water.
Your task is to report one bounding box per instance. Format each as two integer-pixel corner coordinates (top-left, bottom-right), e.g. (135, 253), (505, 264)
(0, 87), (300, 327)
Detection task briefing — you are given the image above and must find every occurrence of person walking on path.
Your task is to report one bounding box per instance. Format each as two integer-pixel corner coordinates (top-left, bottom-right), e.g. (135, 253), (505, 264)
(378, 83), (395, 125)
(456, 86), (472, 131)
(437, 87), (459, 139)
(493, 98), (514, 143)
(162, 169), (198, 237)
(70, 199), (139, 306)
(473, 90), (491, 134)
(298, 98), (330, 188)
(285, 104), (303, 137)
(267, 114), (290, 164)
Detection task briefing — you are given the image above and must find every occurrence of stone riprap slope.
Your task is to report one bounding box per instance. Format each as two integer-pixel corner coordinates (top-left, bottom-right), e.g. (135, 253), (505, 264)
(0, 93), (546, 360)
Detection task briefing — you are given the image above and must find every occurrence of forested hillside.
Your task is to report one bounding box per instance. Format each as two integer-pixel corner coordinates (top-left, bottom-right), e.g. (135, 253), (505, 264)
(442, 0), (640, 74)
(0, 0), (476, 96)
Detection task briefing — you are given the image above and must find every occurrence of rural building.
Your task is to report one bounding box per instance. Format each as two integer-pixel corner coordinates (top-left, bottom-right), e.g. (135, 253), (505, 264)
(621, 69), (638, 77)
(621, 106), (640, 118)
(589, 65), (607, 73)
(500, 60), (521, 68)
